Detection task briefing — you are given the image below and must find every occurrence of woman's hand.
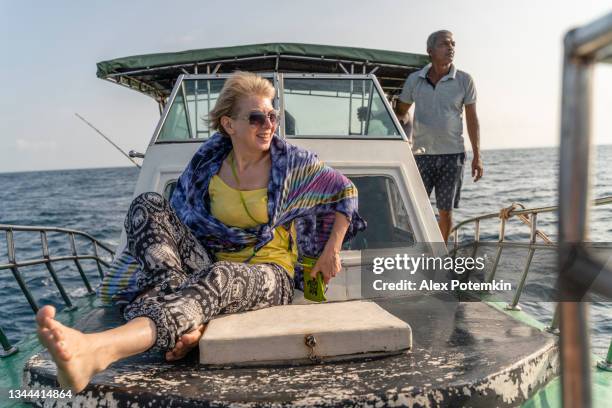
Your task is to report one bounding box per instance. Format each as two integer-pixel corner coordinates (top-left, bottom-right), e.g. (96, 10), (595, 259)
(310, 212), (350, 285)
(307, 212), (350, 285)
(311, 249), (341, 284)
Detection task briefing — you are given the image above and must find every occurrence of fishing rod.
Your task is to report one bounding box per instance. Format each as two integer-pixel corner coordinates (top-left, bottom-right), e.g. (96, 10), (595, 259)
(74, 113), (142, 169)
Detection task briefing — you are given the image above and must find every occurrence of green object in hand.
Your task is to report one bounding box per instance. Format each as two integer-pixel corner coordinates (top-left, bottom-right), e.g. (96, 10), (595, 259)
(301, 256), (327, 302)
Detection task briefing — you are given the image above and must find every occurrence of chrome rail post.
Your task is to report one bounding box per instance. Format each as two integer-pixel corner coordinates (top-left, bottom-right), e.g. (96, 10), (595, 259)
(40, 231), (75, 311)
(486, 218), (506, 283)
(6, 229), (39, 313)
(69, 233), (95, 295)
(470, 220), (480, 261)
(557, 13), (612, 407)
(0, 326), (18, 358)
(506, 213), (538, 310)
(546, 303), (560, 334)
(596, 338), (612, 372)
(93, 241), (105, 279)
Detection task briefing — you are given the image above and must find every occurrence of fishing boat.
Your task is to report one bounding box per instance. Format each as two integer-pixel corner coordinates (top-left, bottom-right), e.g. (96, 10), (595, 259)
(1, 13), (611, 408)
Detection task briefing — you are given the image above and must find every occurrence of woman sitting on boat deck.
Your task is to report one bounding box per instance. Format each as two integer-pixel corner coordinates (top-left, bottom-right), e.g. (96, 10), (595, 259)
(35, 71), (366, 393)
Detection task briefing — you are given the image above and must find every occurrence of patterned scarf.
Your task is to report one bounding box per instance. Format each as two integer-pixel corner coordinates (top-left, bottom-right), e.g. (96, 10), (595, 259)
(171, 132), (366, 258)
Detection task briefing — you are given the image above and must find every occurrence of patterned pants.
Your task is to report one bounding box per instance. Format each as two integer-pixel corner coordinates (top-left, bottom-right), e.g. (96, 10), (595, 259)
(122, 192), (294, 351)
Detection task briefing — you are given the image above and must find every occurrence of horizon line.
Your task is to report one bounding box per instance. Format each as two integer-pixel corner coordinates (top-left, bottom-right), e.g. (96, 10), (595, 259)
(2, 142), (612, 175)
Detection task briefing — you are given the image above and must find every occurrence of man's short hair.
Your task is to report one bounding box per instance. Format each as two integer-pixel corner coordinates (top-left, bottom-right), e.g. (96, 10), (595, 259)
(427, 30), (453, 52)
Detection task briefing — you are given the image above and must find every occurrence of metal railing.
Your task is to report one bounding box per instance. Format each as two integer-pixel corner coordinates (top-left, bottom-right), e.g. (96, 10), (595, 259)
(0, 224), (114, 357)
(449, 194), (612, 378)
(450, 196), (612, 316)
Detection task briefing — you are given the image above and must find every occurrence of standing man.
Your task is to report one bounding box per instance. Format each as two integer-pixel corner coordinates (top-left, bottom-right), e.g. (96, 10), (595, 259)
(395, 30), (483, 242)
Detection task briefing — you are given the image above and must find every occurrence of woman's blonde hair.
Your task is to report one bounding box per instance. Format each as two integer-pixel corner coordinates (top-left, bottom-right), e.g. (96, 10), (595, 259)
(208, 71), (275, 135)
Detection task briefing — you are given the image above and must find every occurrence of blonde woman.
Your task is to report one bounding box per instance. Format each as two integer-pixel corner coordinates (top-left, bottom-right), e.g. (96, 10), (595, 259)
(36, 72), (366, 393)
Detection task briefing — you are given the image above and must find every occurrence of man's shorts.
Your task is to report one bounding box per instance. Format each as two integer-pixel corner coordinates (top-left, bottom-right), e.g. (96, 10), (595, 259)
(414, 153), (465, 211)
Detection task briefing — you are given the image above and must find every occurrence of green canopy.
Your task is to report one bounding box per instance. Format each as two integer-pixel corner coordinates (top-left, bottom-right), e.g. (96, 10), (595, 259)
(96, 43), (429, 102)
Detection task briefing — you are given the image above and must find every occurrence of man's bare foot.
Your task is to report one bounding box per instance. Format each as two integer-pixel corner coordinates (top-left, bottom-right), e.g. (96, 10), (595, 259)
(165, 324), (206, 361)
(36, 305), (106, 393)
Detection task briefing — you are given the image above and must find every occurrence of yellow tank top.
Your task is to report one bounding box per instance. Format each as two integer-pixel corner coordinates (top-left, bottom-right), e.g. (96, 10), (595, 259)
(209, 175), (297, 276)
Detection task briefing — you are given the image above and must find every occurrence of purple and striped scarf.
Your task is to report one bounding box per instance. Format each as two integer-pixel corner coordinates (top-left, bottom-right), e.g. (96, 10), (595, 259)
(97, 133), (366, 304)
(171, 132), (366, 258)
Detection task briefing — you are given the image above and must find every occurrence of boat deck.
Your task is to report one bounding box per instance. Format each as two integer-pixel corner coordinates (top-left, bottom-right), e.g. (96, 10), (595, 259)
(24, 293), (558, 407)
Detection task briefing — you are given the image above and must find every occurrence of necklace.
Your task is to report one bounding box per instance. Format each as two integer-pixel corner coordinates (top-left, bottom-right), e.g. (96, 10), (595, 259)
(228, 151), (266, 225)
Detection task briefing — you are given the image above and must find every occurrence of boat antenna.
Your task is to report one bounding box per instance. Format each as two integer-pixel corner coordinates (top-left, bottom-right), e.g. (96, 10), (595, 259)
(74, 113), (142, 169)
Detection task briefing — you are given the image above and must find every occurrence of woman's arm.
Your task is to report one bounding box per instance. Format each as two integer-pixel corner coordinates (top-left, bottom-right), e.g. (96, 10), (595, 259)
(310, 212), (350, 284)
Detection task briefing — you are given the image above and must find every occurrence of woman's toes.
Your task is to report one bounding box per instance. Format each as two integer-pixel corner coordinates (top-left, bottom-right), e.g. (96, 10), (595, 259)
(38, 326), (50, 337)
(51, 327), (64, 342)
(181, 332), (199, 345)
(36, 305), (56, 326)
(181, 325), (206, 346)
(41, 329), (55, 342)
(46, 317), (63, 332)
(165, 350), (179, 361)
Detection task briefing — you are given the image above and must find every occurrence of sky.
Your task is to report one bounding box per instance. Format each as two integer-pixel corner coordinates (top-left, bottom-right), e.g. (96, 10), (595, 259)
(0, 0), (610, 173)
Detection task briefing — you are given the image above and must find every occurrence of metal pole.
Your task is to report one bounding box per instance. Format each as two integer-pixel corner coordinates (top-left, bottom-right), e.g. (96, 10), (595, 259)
(557, 26), (596, 408)
(546, 304), (560, 334)
(40, 231), (75, 310)
(195, 76), (199, 138)
(507, 213), (538, 310)
(180, 81), (194, 139)
(596, 338), (612, 371)
(486, 218), (506, 283)
(93, 242), (105, 279)
(348, 64), (354, 135)
(469, 220), (480, 264)
(360, 65), (365, 135)
(0, 327), (18, 357)
(69, 233), (95, 294)
(6, 230), (39, 313)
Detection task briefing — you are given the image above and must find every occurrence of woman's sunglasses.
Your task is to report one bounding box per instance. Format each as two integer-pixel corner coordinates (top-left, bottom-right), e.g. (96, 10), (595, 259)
(233, 110), (280, 127)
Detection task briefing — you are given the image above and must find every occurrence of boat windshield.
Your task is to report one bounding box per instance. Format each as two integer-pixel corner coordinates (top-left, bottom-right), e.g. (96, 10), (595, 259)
(155, 75), (401, 143)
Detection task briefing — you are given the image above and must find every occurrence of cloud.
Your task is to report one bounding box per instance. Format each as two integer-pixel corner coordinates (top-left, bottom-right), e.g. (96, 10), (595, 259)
(15, 138), (57, 152)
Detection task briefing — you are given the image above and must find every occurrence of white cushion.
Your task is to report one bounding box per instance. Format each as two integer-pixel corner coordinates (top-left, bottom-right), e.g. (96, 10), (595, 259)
(200, 300), (412, 366)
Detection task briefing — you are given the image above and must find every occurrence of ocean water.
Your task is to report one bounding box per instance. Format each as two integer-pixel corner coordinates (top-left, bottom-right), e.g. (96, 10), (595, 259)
(0, 146), (610, 357)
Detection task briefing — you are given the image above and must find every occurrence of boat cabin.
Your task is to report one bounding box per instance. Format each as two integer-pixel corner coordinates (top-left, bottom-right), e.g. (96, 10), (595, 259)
(103, 43), (447, 301)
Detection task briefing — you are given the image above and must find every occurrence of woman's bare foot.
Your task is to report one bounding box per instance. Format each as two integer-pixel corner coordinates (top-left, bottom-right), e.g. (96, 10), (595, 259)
(165, 324), (207, 361)
(36, 305), (107, 393)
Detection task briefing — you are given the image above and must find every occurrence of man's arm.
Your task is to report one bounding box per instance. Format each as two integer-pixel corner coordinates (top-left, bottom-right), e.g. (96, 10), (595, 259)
(394, 101), (413, 140)
(465, 103), (483, 181)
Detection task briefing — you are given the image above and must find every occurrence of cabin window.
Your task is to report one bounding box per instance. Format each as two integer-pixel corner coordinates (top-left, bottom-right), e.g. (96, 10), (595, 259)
(283, 78), (401, 138)
(155, 76), (401, 142)
(158, 79), (227, 141)
(157, 78), (278, 142)
(163, 174), (414, 250)
(345, 175), (414, 249)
